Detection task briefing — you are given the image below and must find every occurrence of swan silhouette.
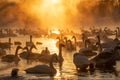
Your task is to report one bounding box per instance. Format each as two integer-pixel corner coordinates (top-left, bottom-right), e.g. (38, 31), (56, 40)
(73, 52), (90, 71)
(25, 53), (58, 76)
(91, 46), (120, 68)
(1, 46), (22, 65)
(20, 45), (39, 64)
(19, 44), (37, 60)
(39, 44), (65, 66)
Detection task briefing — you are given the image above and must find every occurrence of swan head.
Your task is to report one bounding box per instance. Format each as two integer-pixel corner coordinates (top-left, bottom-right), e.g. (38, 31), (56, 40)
(56, 36), (60, 40)
(52, 53), (59, 62)
(59, 43), (65, 47)
(17, 46), (23, 50)
(116, 27), (119, 29)
(72, 36), (76, 39)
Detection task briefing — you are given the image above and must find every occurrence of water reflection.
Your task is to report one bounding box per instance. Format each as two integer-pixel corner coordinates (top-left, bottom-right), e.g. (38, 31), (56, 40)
(0, 37), (120, 79)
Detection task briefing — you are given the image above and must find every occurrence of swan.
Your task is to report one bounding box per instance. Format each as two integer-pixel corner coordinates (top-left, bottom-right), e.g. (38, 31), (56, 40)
(36, 41), (42, 45)
(79, 48), (97, 58)
(39, 44), (65, 65)
(97, 34), (120, 49)
(56, 36), (65, 48)
(0, 48), (6, 58)
(78, 39), (97, 58)
(14, 41), (22, 45)
(19, 44), (37, 59)
(73, 52), (91, 71)
(65, 39), (76, 51)
(91, 46), (120, 68)
(20, 45), (39, 63)
(72, 36), (81, 49)
(38, 47), (55, 63)
(58, 44), (65, 66)
(40, 47), (50, 56)
(25, 53), (58, 76)
(116, 27), (120, 37)
(26, 35), (35, 47)
(1, 46), (22, 65)
(0, 38), (12, 50)
(104, 27), (115, 36)
(56, 36), (75, 52)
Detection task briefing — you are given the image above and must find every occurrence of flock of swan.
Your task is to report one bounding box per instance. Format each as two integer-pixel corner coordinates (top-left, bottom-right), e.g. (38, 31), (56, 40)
(0, 27), (120, 78)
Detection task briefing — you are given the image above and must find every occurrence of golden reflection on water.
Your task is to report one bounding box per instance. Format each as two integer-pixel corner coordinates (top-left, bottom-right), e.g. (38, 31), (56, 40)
(0, 36), (120, 79)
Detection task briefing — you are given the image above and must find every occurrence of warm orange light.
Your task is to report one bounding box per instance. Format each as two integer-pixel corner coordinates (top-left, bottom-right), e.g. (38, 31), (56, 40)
(21, 0), (80, 30)
(51, 29), (60, 34)
(51, 0), (61, 4)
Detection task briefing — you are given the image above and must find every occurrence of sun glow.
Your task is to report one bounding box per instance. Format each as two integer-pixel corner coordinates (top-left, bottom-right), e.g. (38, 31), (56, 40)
(51, 29), (60, 34)
(51, 0), (60, 4)
(21, 0), (80, 30)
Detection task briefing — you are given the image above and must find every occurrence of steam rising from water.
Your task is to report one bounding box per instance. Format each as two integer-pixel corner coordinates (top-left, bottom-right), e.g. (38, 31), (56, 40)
(0, 0), (120, 30)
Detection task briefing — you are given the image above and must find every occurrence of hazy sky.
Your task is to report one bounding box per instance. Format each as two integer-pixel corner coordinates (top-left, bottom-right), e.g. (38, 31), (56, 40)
(0, 0), (120, 30)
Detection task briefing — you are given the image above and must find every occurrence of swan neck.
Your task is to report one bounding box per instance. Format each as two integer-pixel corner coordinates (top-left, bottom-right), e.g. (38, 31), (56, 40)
(84, 40), (88, 48)
(15, 47), (19, 56)
(73, 37), (76, 43)
(115, 30), (118, 39)
(64, 38), (67, 44)
(25, 47), (30, 55)
(59, 45), (62, 57)
(49, 56), (54, 69)
(30, 47), (33, 52)
(30, 35), (32, 43)
(9, 38), (11, 50)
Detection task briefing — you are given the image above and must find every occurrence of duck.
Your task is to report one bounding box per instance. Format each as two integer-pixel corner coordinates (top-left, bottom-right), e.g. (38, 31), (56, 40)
(1, 46), (22, 65)
(25, 53), (58, 76)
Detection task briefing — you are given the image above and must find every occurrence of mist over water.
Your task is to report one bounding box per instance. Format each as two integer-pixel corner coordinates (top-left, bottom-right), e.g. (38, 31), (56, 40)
(0, 0), (120, 31)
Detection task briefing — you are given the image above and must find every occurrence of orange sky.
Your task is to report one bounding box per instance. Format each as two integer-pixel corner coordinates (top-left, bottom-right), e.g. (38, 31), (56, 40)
(0, 0), (120, 30)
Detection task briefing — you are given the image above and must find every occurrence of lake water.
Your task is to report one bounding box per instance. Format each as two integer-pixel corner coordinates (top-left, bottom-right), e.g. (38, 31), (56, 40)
(0, 35), (120, 80)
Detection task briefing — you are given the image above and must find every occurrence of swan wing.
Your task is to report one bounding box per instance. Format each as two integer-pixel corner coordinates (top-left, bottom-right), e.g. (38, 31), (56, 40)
(73, 54), (90, 67)
(25, 65), (51, 74)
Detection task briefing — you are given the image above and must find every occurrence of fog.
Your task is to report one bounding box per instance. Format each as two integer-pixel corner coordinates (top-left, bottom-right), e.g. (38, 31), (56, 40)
(0, 0), (120, 31)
